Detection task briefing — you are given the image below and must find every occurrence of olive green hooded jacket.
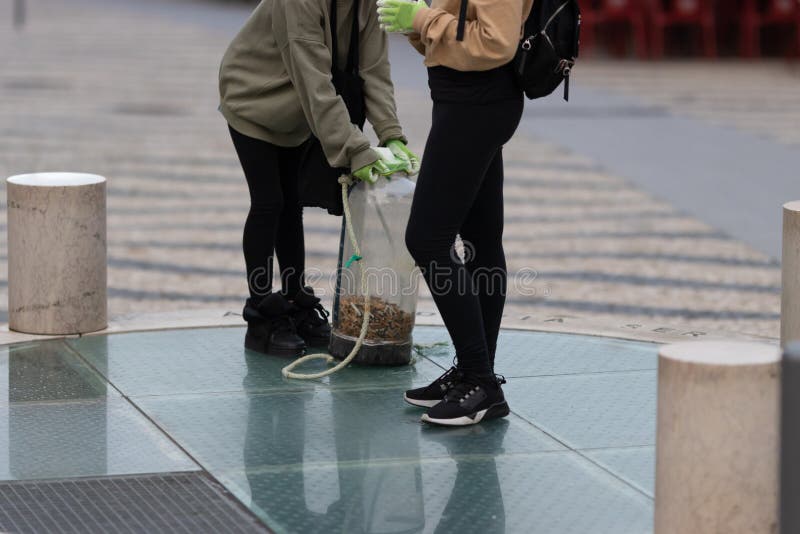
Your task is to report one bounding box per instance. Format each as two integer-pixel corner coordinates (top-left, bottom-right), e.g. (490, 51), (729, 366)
(219, 0), (406, 171)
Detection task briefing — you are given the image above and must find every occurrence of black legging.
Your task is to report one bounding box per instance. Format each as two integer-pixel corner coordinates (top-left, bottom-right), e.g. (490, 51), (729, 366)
(405, 82), (523, 380)
(229, 126), (306, 300)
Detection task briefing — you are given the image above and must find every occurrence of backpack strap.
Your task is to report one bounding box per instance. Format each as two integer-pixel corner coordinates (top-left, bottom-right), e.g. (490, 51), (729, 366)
(456, 0), (467, 41)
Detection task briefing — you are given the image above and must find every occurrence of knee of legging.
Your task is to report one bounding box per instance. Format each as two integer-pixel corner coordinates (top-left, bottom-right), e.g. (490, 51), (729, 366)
(249, 198), (284, 217)
(404, 220), (427, 262)
(405, 220), (448, 264)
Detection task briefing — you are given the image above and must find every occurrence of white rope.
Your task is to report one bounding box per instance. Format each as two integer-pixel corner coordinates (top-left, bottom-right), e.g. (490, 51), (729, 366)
(281, 175), (372, 380)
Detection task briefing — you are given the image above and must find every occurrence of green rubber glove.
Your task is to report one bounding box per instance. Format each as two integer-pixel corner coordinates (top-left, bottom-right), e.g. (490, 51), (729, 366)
(353, 148), (410, 183)
(377, 0), (424, 34)
(386, 140), (420, 176)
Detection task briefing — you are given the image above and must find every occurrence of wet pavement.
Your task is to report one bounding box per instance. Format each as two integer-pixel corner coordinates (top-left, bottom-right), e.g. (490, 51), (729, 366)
(1, 325), (658, 533)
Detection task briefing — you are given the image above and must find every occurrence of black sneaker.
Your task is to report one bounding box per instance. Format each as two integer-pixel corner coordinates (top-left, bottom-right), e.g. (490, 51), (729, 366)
(243, 293), (306, 357)
(404, 365), (461, 408)
(421, 375), (509, 426)
(289, 287), (332, 347)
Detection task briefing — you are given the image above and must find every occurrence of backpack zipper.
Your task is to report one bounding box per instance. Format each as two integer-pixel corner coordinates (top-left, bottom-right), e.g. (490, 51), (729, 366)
(521, 0), (572, 50)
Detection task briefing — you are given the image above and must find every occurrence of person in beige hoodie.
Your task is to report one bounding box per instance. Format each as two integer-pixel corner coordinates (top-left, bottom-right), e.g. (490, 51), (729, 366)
(219, 0), (418, 357)
(380, 0), (533, 426)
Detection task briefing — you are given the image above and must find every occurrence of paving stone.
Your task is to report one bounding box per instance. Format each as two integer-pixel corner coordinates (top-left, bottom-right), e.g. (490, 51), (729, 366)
(0, 0), (782, 341)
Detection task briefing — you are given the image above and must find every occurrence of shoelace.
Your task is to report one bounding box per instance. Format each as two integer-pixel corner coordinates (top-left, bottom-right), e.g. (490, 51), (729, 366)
(272, 314), (297, 334)
(445, 378), (484, 403)
(429, 366), (460, 392)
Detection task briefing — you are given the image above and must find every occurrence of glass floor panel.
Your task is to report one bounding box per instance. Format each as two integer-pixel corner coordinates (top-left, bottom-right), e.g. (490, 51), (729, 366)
(217, 451), (654, 534)
(6, 325), (661, 533)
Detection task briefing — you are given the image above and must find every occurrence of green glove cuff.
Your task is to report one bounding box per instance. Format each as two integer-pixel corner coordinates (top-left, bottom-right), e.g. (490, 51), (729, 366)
(354, 146), (416, 183)
(377, 0), (423, 33)
(386, 140), (421, 176)
(353, 163), (379, 184)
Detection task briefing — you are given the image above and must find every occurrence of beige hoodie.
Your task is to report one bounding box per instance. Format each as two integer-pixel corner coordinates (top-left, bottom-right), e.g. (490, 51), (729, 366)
(409, 0), (534, 72)
(219, 0), (406, 171)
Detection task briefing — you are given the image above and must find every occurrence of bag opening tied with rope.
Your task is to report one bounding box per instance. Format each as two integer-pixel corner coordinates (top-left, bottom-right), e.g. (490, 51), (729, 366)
(282, 148), (421, 379)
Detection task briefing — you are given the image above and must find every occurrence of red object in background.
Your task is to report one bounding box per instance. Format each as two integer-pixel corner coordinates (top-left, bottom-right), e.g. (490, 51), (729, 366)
(740, 0), (800, 57)
(648, 0), (718, 58)
(580, 0), (649, 58)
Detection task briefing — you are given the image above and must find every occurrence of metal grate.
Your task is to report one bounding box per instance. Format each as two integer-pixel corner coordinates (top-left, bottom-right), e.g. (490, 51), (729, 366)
(0, 472), (269, 534)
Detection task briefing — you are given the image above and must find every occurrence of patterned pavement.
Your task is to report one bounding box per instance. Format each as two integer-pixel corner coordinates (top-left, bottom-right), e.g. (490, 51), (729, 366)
(0, 0), (788, 339)
(578, 61), (800, 148)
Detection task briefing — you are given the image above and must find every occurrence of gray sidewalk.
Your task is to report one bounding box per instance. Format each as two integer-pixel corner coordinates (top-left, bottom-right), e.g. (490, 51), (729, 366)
(0, 0), (787, 339)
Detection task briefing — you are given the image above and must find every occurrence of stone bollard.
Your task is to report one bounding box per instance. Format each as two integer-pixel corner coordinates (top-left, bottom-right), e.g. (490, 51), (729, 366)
(783, 201), (800, 347)
(782, 342), (800, 534)
(7, 173), (107, 334)
(655, 341), (781, 534)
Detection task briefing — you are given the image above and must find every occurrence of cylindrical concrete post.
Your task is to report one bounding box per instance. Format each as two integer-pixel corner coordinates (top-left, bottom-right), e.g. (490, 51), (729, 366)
(783, 201), (800, 347)
(781, 342), (800, 534)
(655, 341), (781, 534)
(7, 173), (107, 334)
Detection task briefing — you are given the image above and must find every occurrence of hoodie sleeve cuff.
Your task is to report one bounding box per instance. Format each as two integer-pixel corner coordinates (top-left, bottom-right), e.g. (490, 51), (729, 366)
(350, 146), (380, 172)
(412, 5), (431, 35)
(375, 123), (407, 146)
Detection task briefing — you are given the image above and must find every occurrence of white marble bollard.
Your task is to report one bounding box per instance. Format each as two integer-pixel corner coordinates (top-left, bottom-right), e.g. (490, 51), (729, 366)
(7, 173), (107, 334)
(783, 201), (800, 346)
(655, 341), (781, 534)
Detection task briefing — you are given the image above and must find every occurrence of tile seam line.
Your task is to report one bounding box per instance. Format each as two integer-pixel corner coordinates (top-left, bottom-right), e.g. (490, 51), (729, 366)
(0, 397), (125, 409)
(0, 317), (779, 349)
(577, 445), (655, 452)
(500, 390), (655, 501)
(59, 342), (275, 533)
(431, 346), (653, 499)
(225, 449), (577, 475)
(125, 381), (439, 400)
(412, 358), (658, 380)
(505, 368), (657, 379)
(0, 470), (204, 486)
(57, 343), (208, 477)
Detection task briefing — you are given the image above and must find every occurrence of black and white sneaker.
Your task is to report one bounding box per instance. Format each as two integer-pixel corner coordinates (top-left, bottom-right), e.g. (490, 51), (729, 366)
(404, 366), (462, 408)
(421, 375), (509, 426)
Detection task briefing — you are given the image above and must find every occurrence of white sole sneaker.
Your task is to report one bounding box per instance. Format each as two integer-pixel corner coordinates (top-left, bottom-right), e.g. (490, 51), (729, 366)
(421, 401), (510, 427)
(403, 394), (441, 408)
(421, 409), (489, 426)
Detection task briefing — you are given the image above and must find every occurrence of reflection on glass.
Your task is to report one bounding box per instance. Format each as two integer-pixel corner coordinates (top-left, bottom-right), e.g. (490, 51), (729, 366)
(241, 349), (509, 533)
(8, 340), (108, 479)
(243, 351), (425, 533)
(328, 370), (424, 534)
(424, 422), (508, 534)
(243, 350), (313, 529)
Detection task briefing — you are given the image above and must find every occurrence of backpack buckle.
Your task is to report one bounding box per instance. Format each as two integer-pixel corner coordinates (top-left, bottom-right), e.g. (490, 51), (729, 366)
(521, 37), (533, 51)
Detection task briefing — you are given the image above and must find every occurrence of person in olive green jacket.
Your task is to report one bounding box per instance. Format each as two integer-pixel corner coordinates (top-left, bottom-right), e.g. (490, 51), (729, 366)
(219, 0), (418, 357)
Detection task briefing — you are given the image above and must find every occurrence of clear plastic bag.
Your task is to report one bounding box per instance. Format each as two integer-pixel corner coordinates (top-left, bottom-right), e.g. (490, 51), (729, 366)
(329, 176), (420, 365)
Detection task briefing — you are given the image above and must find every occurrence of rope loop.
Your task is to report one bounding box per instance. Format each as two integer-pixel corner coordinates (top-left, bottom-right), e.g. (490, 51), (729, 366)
(281, 179), (371, 380)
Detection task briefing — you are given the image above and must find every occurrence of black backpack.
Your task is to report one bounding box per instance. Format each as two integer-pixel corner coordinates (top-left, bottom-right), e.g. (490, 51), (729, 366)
(456, 0), (581, 101)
